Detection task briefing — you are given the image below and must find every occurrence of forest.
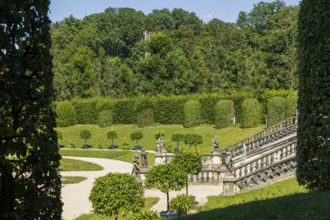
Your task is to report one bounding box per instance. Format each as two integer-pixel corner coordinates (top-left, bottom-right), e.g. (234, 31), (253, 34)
(51, 0), (299, 101)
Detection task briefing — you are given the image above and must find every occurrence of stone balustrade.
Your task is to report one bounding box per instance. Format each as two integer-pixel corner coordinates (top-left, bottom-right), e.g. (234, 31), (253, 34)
(228, 116), (297, 158)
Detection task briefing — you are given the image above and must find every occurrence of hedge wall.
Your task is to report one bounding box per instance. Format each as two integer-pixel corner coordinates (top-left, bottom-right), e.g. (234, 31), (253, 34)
(184, 100), (201, 128)
(55, 100), (77, 127)
(112, 98), (136, 124)
(241, 99), (262, 128)
(214, 100), (235, 129)
(71, 98), (99, 124)
(153, 95), (186, 124)
(267, 96), (287, 126)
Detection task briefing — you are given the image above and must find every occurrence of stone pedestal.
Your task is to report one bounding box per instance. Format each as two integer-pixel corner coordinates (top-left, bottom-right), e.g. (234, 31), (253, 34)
(223, 175), (236, 195)
(212, 153), (221, 164)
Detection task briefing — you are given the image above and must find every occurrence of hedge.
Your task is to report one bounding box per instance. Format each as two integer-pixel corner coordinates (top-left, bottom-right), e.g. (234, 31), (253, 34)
(153, 95), (186, 124)
(285, 91), (298, 118)
(241, 99), (262, 128)
(71, 98), (99, 124)
(98, 110), (113, 128)
(136, 108), (155, 127)
(184, 100), (201, 128)
(55, 100), (77, 127)
(112, 98), (136, 124)
(214, 100), (235, 129)
(267, 96), (286, 126)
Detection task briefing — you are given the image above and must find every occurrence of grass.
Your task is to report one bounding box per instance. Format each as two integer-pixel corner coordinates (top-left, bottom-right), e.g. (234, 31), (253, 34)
(179, 178), (330, 220)
(62, 176), (87, 184)
(75, 197), (160, 220)
(59, 158), (103, 171)
(60, 149), (155, 165)
(57, 124), (265, 154)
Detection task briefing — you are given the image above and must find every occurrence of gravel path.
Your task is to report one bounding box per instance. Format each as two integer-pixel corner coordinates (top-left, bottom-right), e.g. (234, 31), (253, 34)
(61, 156), (222, 219)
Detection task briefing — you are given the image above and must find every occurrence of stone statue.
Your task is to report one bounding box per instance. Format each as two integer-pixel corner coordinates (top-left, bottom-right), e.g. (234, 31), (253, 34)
(213, 135), (219, 152)
(156, 136), (166, 154)
(222, 148), (233, 171)
(141, 148), (148, 168)
(156, 138), (161, 153)
(131, 154), (140, 178)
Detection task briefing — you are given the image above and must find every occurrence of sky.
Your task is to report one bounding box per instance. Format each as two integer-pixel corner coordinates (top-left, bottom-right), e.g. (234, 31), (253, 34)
(49, 0), (301, 24)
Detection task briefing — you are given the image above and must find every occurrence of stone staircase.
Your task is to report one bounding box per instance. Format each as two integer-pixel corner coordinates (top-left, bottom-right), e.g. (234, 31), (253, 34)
(151, 116), (298, 194)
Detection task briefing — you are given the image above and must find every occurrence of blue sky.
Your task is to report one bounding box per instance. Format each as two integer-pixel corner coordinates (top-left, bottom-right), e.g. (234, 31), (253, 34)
(49, 0), (301, 24)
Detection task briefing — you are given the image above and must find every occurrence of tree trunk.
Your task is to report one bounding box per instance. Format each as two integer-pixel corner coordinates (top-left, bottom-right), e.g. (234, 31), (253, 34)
(166, 192), (170, 212)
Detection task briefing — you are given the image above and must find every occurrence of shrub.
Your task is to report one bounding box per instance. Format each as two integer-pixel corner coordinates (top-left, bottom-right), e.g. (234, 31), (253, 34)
(131, 131), (143, 144)
(98, 110), (113, 128)
(183, 134), (203, 150)
(55, 100), (77, 127)
(96, 98), (114, 112)
(107, 130), (118, 145)
(267, 97), (286, 126)
(72, 98), (99, 124)
(135, 209), (161, 220)
(112, 98), (136, 124)
(241, 99), (262, 128)
(184, 100), (202, 128)
(214, 100), (235, 129)
(285, 91), (298, 118)
(170, 194), (195, 216)
(89, 173), (144, 219)
(136, 108), (154, 127)
(80, 130), (91, 143)
(154, 131), (166, 139)
(198, 94), (221, 124)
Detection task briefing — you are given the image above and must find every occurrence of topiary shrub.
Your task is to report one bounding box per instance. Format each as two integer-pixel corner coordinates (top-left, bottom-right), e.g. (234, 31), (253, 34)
(241, 99), (262, 128)
(267, 96), (286, 126)
(55, 100), (77, 127)
(112, 98), (135, 124)
(98, 110), (113, 128)
(285, 91), (298, 118)
(80, 130), (91, 144)
(214, 99), (235, 129)
(96, 98), (114, 112)
(136, 108), (154, 127)
(153, 95), (186, 124)
(170, 194), (195, 216)
(184, 100), (202, 128)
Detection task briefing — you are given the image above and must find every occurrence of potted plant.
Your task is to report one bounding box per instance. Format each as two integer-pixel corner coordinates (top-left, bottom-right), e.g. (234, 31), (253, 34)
(130, 131), (143, 150)
(80, 130), (91, 149)
(107, 130), (118, 149)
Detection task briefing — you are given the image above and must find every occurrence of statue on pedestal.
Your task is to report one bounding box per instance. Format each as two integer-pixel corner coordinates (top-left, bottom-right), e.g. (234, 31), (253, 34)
(131, 154), (140, 178)
(212, 135), (219, 152)
(141, 148), (148, 168)
(222, 148), (233, 171)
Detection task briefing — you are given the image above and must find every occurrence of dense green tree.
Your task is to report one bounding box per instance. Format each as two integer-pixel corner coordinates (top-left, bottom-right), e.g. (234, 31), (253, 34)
(0, 1), (62, 218)
(296, 0), (330, 190)
(145, 163), (186, 212)
(80, 130), (91, 144)
(107, 130), (118, 145)
(172, 151), (202, 195)
(89, 173), (144, 220)
(131, 131), (144, 145)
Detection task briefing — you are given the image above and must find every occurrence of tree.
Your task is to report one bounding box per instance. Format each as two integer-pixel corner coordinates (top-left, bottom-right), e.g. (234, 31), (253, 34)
(172, 151), (202, 195)
(107, 130), (118, 145)
(131, 131), (143, 145)
(80, 130), (91, 143)
(145, 163), (186, 212)
(0, 1), (62, 218)
(296, 0), (330, 190)
(89, 173), (144, 220)
(184, 134), (203, 150)
(154, 131), (166, 139)
(171, 132), (184, 153)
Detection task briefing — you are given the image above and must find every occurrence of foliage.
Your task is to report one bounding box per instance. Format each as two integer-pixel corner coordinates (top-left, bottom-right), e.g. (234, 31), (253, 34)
(170, 194), (195, 216)
(80, 130), (91, 143)
(173, 151), (202, 195)
(112, 98), (136, 124)
(136, 108), (154, 127)
(89, 173), (144, 220)
(107, 130), (118, 145)
(145, 163), (186, 212)
(0, 1), (62, 218)
(241, 99), (262, 128)
(153, 95), (186, 124)
(214, 100), (235, 129)
(183, 133), (203, 150)
(72, 98), (99, 124)
(285, 91), (298, 117)
(56, 100), (77, 127)
(154, 131), (166, 139)
(171, 132), (184, 152)
(130, 131), (143, 144)
(296, 0), (330, 190)
(184, 100), (202, 128)
(135, 209), (161, 220)
(267, 96), (286, 126)
(98, 110), (113, 128)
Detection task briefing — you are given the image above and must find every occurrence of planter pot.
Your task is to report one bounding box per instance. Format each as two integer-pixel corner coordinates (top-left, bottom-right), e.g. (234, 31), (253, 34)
(108, 144), (117, 149)
(134, 145), (141, 150)
(82, 144), (90, 149)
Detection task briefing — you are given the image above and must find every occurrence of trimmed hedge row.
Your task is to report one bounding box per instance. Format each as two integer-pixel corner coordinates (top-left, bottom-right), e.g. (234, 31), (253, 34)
(55, 90), (297, 128)
(214, 100), (234, 129)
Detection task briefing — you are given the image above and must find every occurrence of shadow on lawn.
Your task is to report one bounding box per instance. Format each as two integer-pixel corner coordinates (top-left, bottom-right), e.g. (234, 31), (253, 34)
(179, 190), (330, 220)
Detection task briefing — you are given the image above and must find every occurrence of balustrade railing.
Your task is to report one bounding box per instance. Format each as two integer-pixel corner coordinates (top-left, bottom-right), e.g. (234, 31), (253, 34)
(234, 139), (297, 179)
(227, 116), (298, 158)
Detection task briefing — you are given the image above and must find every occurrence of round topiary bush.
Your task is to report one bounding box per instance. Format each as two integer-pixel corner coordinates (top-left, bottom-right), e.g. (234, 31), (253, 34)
(241, 99), (262, 128)
(136, 108), (154, 127)
(267, 96), (286, 126)
(214, 99), (235, 129)
(98, 110), (113, 128)
(55, 100), (77, 127)
(184, 100), (201, 128)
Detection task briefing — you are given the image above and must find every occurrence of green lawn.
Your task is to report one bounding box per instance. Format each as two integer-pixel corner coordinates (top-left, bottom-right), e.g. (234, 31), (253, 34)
(62, 176), (87, 184)
(75, 197), (160, 220)
(57, 124), (265, 154)
(180, 178), (330, 220)
(60, 149), (155, 165)
(59, 158), (103, 171)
